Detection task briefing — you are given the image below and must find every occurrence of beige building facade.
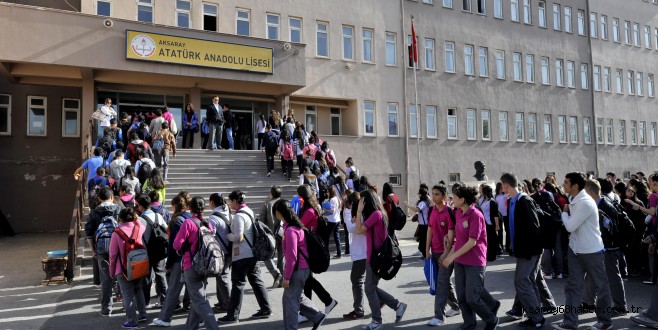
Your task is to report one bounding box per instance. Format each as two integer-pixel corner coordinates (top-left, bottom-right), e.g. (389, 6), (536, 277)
(0, 0), (656, 232)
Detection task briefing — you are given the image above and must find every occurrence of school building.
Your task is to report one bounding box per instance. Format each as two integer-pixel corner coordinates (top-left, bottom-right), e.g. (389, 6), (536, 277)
(0, 0), (656, 232)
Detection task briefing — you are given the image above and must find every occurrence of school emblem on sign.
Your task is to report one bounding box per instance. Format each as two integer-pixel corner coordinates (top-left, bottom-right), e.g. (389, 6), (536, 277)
(131, 34), (156, 58)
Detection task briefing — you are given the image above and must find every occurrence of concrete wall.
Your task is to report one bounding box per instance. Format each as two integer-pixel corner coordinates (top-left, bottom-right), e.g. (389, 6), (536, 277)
(0, 77), (82, 232)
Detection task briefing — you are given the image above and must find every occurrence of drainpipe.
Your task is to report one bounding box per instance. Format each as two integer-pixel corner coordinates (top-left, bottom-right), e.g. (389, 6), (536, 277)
(585, 0), (600, 176)
(400, 0), (410, 203)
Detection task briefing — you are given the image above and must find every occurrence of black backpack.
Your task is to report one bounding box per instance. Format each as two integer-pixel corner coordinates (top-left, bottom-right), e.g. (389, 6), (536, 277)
(606, 198), (636, 248)
(264, 131), (279, 150)
(143, 213), (168, 261)
(138, 160), (153, 184)
(299, 228), (330, 274)
(598, 209), (619, 249)
(239, 211), (276, 262)
(389, 197), (407, 231)
(100, 134), (114, 155)
(314, 214), (332, 244)
(370, 219), (403, 280)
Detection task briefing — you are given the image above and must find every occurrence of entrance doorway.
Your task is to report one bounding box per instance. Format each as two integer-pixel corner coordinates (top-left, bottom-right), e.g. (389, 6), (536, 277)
(200, 96), (269, 150)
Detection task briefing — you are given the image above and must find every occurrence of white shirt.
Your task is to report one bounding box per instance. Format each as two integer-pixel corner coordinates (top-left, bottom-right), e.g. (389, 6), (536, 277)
(343, 208), (366, 261)
(495, 194), (509, 217)
(417, 200), (430, 225)
(100, 105), (116, 127)
(478, 198), (492, 225)
(256, 119), (266, 134)
(561, 189), (604, 254)
(326, 196), (341, 223)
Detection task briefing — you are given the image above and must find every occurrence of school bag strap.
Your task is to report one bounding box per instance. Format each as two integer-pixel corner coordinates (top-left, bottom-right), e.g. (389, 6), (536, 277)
(115, 223), (140, 274)
(236, 210), (256, 248)
(212, 211), (231, 250)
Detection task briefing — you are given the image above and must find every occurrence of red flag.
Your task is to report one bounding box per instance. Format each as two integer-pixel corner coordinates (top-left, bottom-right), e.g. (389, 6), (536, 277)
(411, 21), (418, 64)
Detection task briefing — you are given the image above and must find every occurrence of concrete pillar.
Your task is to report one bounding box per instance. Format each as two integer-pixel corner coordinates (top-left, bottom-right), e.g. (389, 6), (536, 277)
(190, 87), (202, 149)
(275, 94), (290, 117)
(80, 69), (95, 158)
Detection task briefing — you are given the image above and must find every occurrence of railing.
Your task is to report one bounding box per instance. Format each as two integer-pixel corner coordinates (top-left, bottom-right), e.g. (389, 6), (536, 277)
(65, 120), (94, 281)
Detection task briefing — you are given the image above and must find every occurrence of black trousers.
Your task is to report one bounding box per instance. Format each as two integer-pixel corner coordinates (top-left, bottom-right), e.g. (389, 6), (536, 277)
(417, 224), (429, 259)
(303, 273), (333, 306)
(227, 258), (270, 318)
(182, 129), (195, 148)
(265, 148), (276, 173)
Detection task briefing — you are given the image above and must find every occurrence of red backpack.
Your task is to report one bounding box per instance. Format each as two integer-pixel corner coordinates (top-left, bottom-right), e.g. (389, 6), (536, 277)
(282, 142), (294, 161)
(115, 223), (149, 281)
(325, 151), (336, 168)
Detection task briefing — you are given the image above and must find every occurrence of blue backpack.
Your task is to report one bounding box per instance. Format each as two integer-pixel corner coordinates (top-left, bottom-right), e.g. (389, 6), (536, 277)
(95, 215), (118, 255)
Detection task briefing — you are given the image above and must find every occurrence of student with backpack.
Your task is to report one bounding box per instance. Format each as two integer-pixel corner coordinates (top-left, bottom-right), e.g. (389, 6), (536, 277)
(109, 149), (131, 187)
(425, 183), (461, 326)
(382, 183), (403, 238)
(149, 190), (171, 224)
(151, 121), (177, 180)
(119, 185), (137, 209)
(262, 124), (280, 177)
(109, 208), (148, 329)
(88, 167), (114, 209)
(281, 134), (295, 182)
(353, 189), (407, 330)
(208, 193), (232, 313)
(119, 166), (141, 195)
(273, 199), (327, 329)
(259, 186), (284, 288)
(404, 188), (431, 259)
(74, 147), (105, 184)
(172, 197), (220, 330)
(136, 195), (168, 308)
(126, 132), (154, 165)
(85, 186), (123, 317)
(136, 151), (156, 186)
(97, 118), (122, 159)
(142, 168), (166, 203)
(342, 191), (368, 320)
(477, 184), (501, 261)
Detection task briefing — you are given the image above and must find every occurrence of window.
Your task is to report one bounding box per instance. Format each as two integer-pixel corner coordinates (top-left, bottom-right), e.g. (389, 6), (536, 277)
(627, 70), (635, 95)
(655, 28), (658, 50)
(387, 103), (399, 136)
(566, 61), (575, 88)
(612, 18), (620, 42)
(330, 108), (341, 135)
(634, 23), (640, 47)
(464, 45), (475, 75)
(305, 105), (316, 133)
(603, 67), (611, 92)
(616, 69), (623, 94)
(467, 109), (476, 140)
(511, 0), (519, 22)
(569, 116), (578, 143)
(477, 0), (485, 14)
(289, 17), (302, 43)
(515, 112), (524, 141)
(494, 0), (503, 18)
(137, 0), (152, 23)
(62, 98), (80, 138)
(449, 173), (461, 183)
(386, 33), (397, 66)
(423, 0), (434, 3)
(631, 120), (638, 145)
(448, 108), (458, 139)
(649, 74), (655, 97)
(481, 110), (491, 140)
(342, 25), (355, 60)
(564, 6), (572, 32)
(236, 9), (250, 36)
(590, 12), (597, 38)
(558, 115), (567, 143)
(513, 52), (522, 81)
(544, 114), (552, 142)
(580, 63), (588, 90)
(646, 26), (652, 48)
(364, 101), (375, 135)
(600, 15), (608, 40)
(637, 72), (644, 96)
(652, 122), (657, 146)
(426, 106), (437, 138)
(593, 65), (601, 91)
(607, 118), (614, 144)
(388, 174), (402, 186)
(27, 96), (46, 136)
(541, 57), (550, 85)
(203, 3), (218, 32)
(0, 94), (10, 135)
(316, 22), (329, 57)
(555, 59), (564, 86)
(444, 41), (455, 72)
(499, 111), (508, 141)
(96, 0), (111, 16)
(619, 120), (626, 145)
(409, 104), (419, 138)
(624, 21), (631, 44)
(552, 4), (561, 30)
(266, 13), (280, 40)
(443, 0), (453, 8)
(596, 118), (604, 144)
(525, 54), (534, 83)
(528, 113), (537, 142)
(478, 47), (488, 77)
(640, 121), (647, 145)
(425, 39), (436, 70)
(495, 50), (505, 79)
(523, 0), (531, 24)
(538, 1), (546, 27)
(362, 29), (374, 63)
(583, 117), (591, 144)
(577, 10), (586, 36)
(463, 0), (472, 11)
(175, 0), (191, 28)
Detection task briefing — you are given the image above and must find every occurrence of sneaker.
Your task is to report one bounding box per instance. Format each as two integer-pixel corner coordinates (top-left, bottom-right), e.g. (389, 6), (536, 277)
(267, 172), (271, 177)
(484, 316), (499, 330)
(251, 309), (272, 319)
(273, 274), (283, 288)
(551, 322), (577, 330)
(610, 307), (628, 316)
(643, 279), (656, 285)
(343, 310), (365, 319)
(99, 310), (111, 317)
(325, 299), (338, 314)
(152, 318), (171, 327)
(395, 302), (407, 323)
(506, 308), (523, 320)
(312, 313), (327, 330)
(427, 317), (445, 326)
(121, 322), (139, 329)
(152, 302), (163, 308)
(519, 317), (546, 328)
(590, 322), (612, 330)
(298, 314), (309, 323)
(212, 305), (228, 313)
(544, 274), (554, 280)
(556, 273), (563, 279)
(445, 308), (461, 317)
(332, 254), (342, 259)
(631, 315), (658, 328)
(138, 315), (148, 322)
(362, 321), (384, 330)
(217, 315), (239, 324)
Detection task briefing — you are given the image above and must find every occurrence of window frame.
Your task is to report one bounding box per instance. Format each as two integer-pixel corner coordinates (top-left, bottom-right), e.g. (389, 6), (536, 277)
(649, 73), (655, 97)
(330, 108), (341, 136)
(619, 120), (626, 145)
(544, 114), (552, 142)
(593, 65), (601, 91)
(175, 0), (191, 28)
(494, 0), (503, 18)
(624, 21), (631, 45)
(511, 0), (519, 22)
(62, 98), (81, 138)
(409, 104), (419, 138)
(362, 28), (374, 63)
(481, 109), (491, 141)
(552, 4), (561, 31)
(315, 21), (329, 58)
(596, 118), (604, 144)
(645, 25), (652, 49)
(612, 17), (620, 42)
(443, 0), (453, 8)
(495, 49), (505, 79)
(386, 32), (397, 66)
(289, 17), (303, 43)
(640, 121), (647, 145)
(137, 0), (153, 23)
(96, 0), (111, 16)
(464, 44), (475, 76)
(236, 8), (251, 37)
(555, 59), (564, 87)
(515, 112), (525, 142)
(305, 105), (317, 134)
(616, 69), (624, 94)
(363, 101), (376, 135)
(0, 94), (11, 136)
(558, 115), (567, 143)
(600, 15), (608, 40)
(447, 108), (458, 140)
(580, 63), (589, 90)
(476, 0), (486, 15)
(540, 56), (550, 85)
(603, 66), (612, 92)
(607, 118), (614, 144)
(27, 96), (47, 137)
(498, 111), (508, 141)
(633, 23), (640, 47)
(463, 0), (472, 12)
(266, 13), (281, 40)
(631, 120), (638, 145)
(583, 117), (592, 144)
(202, 2), (218, 32)
(637, 72), (644, 97)
(564, 6), (572, 33)
(523, 0), (531, 24)
(525, 54), (534, 83)
(426, 105), (438, 138)
(566, 60), (575, 88)
(466, 108), (477, 140)
(478, 46), (489, 77)
(341, 25), (355, 61)
(538, 1), (546, 28)
(387, 102), (399, 137)
(589, 12), (598, 38)
(577, 9), (586, 36)
(512, 52), (523, 82)
(569, 116), (578, 143)
(627, 70), (635, 95)
(528, 112), (537, 142)
(651, 122), (657, 146)
(444, 41), (455, 73)
(425, 38), (436, 70)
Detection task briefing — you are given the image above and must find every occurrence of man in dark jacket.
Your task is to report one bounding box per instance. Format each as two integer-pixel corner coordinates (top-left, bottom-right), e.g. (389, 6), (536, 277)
(259, 186), (283, 287)
(206, 96), (224, 150)
(85, 186), (123, 316)
(501, 173), (548, 328)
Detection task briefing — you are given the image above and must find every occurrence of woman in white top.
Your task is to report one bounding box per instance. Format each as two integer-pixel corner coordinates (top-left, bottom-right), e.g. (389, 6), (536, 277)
(494, 182), (510, 253)
(404, 188), (431, 259)
(345, 157), (358, 178)
(323, 186), (343, 259)
(256, 114), (267, 149)
(342, 191), (368, 319)
(99, 98), (117, 128)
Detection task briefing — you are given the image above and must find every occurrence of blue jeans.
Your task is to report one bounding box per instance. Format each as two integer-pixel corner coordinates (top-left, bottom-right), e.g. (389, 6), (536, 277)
(225, 127), (234, 149)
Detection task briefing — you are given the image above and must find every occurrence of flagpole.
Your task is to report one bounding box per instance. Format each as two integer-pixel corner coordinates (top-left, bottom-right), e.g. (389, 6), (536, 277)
(412, 16), (422, 185)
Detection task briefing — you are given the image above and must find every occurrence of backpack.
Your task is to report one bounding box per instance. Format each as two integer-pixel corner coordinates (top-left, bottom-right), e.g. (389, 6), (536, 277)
(143, 214), (168, 261)
(88, 176), (109, 209)
(201, 119), (209, 135)
(169, 119), (178, 135)
(129, 142), (148, 163)
(325, 151), (336, 169)
(239, 211), (276, 261)
(95, 215), (118, 255)
(212, 211), (233, 265)
(298, 228), (330, 274)
(190, 219), (224, 278)
(138, 160), (154, 184)
(136, 126), (151, 143)
(389, 197), (408, 231)
(534, 192), (562, 222)
(100, 134), (114, 155)
(282, 142), (294, 161)
(152, 133), (165, 152)
(599, 209), (619, 249)
(314, 214), (332, 244)
(115, 224), (149, 281)
(264, 131), (279, 150)
(370, 218), (403, 280)
(607, 198), (636, 248)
